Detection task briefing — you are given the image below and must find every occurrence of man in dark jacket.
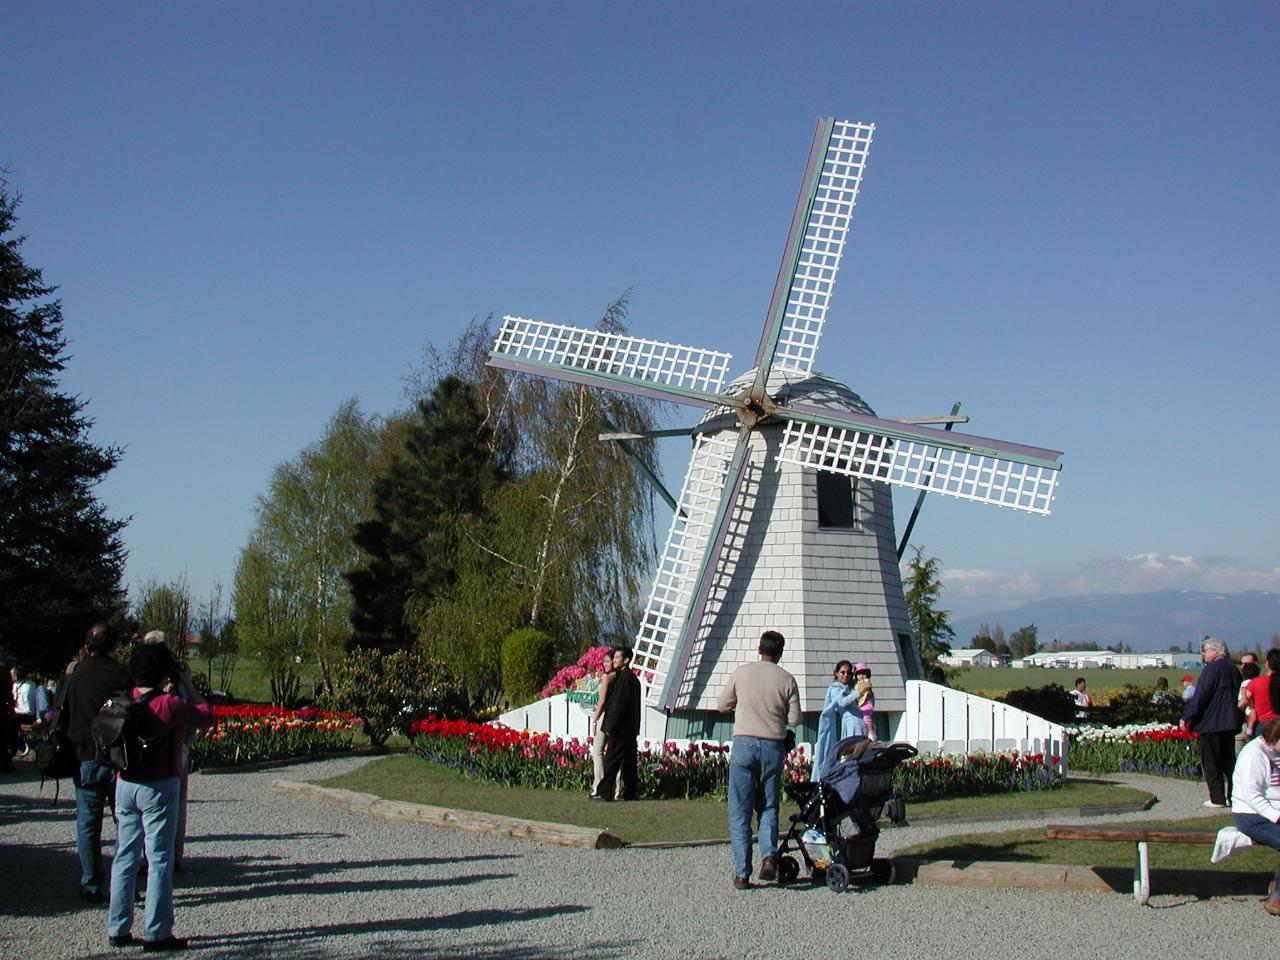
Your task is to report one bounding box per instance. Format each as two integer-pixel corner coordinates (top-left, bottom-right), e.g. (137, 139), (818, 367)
(1181, 636), (1244, 807)
(60, 623), (131, 902)
(591, 646), (640, 802)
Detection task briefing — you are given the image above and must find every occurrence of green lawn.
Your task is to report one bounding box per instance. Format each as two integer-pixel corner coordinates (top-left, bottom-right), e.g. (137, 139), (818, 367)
(949, 666), (1196, 700)
(898, 814), (1277, 873)
(199, 656), (323, 704)
(316, 755), (1155, 845)
(951, 666), (1196, 692)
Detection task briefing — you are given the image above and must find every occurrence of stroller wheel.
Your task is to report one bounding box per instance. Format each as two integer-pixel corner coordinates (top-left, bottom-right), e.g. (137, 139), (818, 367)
(871, 858), (896, 885)
(778, 855), (799, 884)
(825, 863), (850, 893)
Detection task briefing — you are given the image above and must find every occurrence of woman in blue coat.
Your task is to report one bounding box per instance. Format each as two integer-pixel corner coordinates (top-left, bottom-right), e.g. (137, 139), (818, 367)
(812, 660), (868, 778)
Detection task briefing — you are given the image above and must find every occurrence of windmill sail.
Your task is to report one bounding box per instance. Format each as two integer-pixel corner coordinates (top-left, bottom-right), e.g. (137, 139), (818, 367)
(777, 406), (1062, 516)
(753, 119), (874, 384)
(632, 430), (747, 705)
(490, 316), (731, 406)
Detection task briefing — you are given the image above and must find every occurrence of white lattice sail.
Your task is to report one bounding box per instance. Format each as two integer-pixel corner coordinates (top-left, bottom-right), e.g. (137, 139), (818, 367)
(493, 316), (732, 397)
(770, 121), (875, 377)
(633, 431), (740, 701)
(776, 419), (1060, 516)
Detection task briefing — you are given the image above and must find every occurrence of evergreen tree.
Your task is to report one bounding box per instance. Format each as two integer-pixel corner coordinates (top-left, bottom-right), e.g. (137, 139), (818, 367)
(0, 185), (126, 673)
(346, 376), (502, 651)
(903, 546), (955, 669)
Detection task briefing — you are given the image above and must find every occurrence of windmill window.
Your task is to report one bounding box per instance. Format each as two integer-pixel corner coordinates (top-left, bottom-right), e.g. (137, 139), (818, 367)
(816, 472), (857, 529)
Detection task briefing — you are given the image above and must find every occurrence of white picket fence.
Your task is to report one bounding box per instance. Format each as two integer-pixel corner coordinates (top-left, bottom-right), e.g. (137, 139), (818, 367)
(498, 680), (1068, 772)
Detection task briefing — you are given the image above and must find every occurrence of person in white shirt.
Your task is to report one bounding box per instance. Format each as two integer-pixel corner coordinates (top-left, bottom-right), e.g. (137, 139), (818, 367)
(1231, 716), (1280, 916)
(11, 667), (50, 724)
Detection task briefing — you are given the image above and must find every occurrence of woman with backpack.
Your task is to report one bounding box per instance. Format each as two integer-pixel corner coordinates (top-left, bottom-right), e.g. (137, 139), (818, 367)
(106, 644), (214, 952)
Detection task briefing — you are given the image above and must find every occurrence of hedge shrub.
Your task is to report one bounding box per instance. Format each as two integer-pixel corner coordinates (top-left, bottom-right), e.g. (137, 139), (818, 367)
(998, 683), (1077, 724)
(501, 627), (557, 706)
(325, 648), (467, 746)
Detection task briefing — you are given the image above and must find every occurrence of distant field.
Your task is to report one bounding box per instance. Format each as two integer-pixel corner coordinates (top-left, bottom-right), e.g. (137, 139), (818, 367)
(948, 666), (1199, 701)
(197, 656), (322, 705)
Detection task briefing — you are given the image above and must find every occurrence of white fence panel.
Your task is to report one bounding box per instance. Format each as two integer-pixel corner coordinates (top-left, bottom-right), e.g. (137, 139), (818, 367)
(499, 681), (1068, 773)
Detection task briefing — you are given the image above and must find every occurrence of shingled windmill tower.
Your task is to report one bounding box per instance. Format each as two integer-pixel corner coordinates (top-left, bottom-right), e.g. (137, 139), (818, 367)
(489, 119), (1063, 740)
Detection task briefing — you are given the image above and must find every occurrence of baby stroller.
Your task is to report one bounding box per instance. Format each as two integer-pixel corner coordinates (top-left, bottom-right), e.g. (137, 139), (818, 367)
(776, 735), (918, 892)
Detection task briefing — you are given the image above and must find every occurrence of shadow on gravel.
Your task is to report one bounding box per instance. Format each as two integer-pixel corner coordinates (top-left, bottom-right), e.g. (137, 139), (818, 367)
(180, 905), (602, 957)
(0, 847), (105, 918)
(0, 792), (76, 827)
(178, 869), (514, 907)
(174, 851), (520, 907)
(187, 831), (348, 843)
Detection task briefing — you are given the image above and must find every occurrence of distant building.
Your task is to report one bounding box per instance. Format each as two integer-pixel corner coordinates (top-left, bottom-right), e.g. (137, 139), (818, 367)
(1015, 650), (1191, 670)
(939, 648), (998, 668)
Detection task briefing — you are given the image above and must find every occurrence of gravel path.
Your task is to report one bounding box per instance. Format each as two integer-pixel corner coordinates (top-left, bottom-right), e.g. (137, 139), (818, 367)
(1, 757), (1271, 960)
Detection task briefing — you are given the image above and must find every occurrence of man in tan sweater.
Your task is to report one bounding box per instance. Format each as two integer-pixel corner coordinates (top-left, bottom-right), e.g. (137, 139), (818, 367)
(718, 630), (801, 889)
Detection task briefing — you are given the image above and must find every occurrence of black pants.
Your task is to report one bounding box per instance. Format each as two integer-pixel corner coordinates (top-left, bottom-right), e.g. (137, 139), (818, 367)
(1200, 730), (1237, 804)
(597, 734), (637, 800)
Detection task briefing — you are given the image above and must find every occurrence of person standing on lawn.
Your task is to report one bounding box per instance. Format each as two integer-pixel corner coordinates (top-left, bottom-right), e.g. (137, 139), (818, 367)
(591, 646), (639, 802)
(1230, 716), (1280, 916)
(589, 657), (618, 799)
(717, 629), (801, 890)
(1182, 636), (1245, 808)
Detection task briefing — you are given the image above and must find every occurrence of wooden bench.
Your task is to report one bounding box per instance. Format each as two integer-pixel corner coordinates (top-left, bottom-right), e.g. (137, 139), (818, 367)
(1045, 824), (1218, 905)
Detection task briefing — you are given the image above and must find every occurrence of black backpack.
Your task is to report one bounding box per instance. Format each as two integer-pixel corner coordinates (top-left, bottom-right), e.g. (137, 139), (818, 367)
(34, 684), (79, 802)
(92, 690), (171, 774)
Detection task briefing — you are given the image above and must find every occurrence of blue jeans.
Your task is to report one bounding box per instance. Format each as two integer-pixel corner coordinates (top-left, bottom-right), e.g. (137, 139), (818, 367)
(1235, 812), (1280, 853)
(74, 760), (117, 892)
(728, 736), (785, 879)
(108, 777), (180, 942)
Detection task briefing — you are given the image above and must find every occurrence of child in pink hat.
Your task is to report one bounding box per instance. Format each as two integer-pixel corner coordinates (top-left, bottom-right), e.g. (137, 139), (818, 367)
(854, 663), (876, 737)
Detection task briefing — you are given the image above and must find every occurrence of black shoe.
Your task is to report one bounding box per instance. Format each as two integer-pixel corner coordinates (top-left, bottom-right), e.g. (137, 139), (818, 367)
(109, 934), (134, 948)
(143, 937), (188, 952)
(588, 794), (612, 802)
(78, 886), (104, 904)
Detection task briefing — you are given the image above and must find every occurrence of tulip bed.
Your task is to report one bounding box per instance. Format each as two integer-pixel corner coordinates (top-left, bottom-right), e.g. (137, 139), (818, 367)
(1066, 723), (1202, 779)
(189, 704), (361, 771)
(411, 717), (729, 799)
(895, 750), (1063, 798)
(410, 717), (1065, 802)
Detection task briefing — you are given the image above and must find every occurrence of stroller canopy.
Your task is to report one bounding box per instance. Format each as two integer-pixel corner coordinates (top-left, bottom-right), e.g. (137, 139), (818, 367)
(818, 735), (918, 805)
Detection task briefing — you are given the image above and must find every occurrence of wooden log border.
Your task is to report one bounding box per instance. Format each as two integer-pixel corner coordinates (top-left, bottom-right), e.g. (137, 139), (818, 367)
(271, 779), (625, 850)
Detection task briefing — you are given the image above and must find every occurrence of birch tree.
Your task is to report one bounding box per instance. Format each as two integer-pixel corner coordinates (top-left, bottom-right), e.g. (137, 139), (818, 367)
(411, 296), (665, 698)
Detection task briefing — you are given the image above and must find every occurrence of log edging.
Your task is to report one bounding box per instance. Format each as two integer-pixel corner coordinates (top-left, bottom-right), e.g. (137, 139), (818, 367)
(271, 779), (625, 850)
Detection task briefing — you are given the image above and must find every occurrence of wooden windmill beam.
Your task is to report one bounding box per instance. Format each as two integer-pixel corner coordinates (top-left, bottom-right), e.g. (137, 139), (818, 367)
(897, 401), (962, 560)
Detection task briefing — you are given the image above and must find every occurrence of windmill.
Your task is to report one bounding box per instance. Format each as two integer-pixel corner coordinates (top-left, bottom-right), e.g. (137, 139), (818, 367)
(488, 119), (1062, 732)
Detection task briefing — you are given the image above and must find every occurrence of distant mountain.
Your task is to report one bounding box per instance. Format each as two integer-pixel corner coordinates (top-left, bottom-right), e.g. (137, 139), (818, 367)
(951, 590), (1280, 653)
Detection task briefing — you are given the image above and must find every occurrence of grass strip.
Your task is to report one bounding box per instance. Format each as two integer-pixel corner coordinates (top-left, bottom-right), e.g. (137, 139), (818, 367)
(318, 755), (726, 843)
(898, 814), (1277, 873)
(317, 756), (1156, 846)
(904, 783), (1151, 819)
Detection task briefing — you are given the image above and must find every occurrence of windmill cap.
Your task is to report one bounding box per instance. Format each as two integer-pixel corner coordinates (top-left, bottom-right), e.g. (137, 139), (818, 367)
(854, 662), (870, 673)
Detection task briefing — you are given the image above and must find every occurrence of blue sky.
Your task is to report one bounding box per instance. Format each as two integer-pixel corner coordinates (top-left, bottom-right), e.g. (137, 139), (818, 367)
(4, 2), (1278, 621)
